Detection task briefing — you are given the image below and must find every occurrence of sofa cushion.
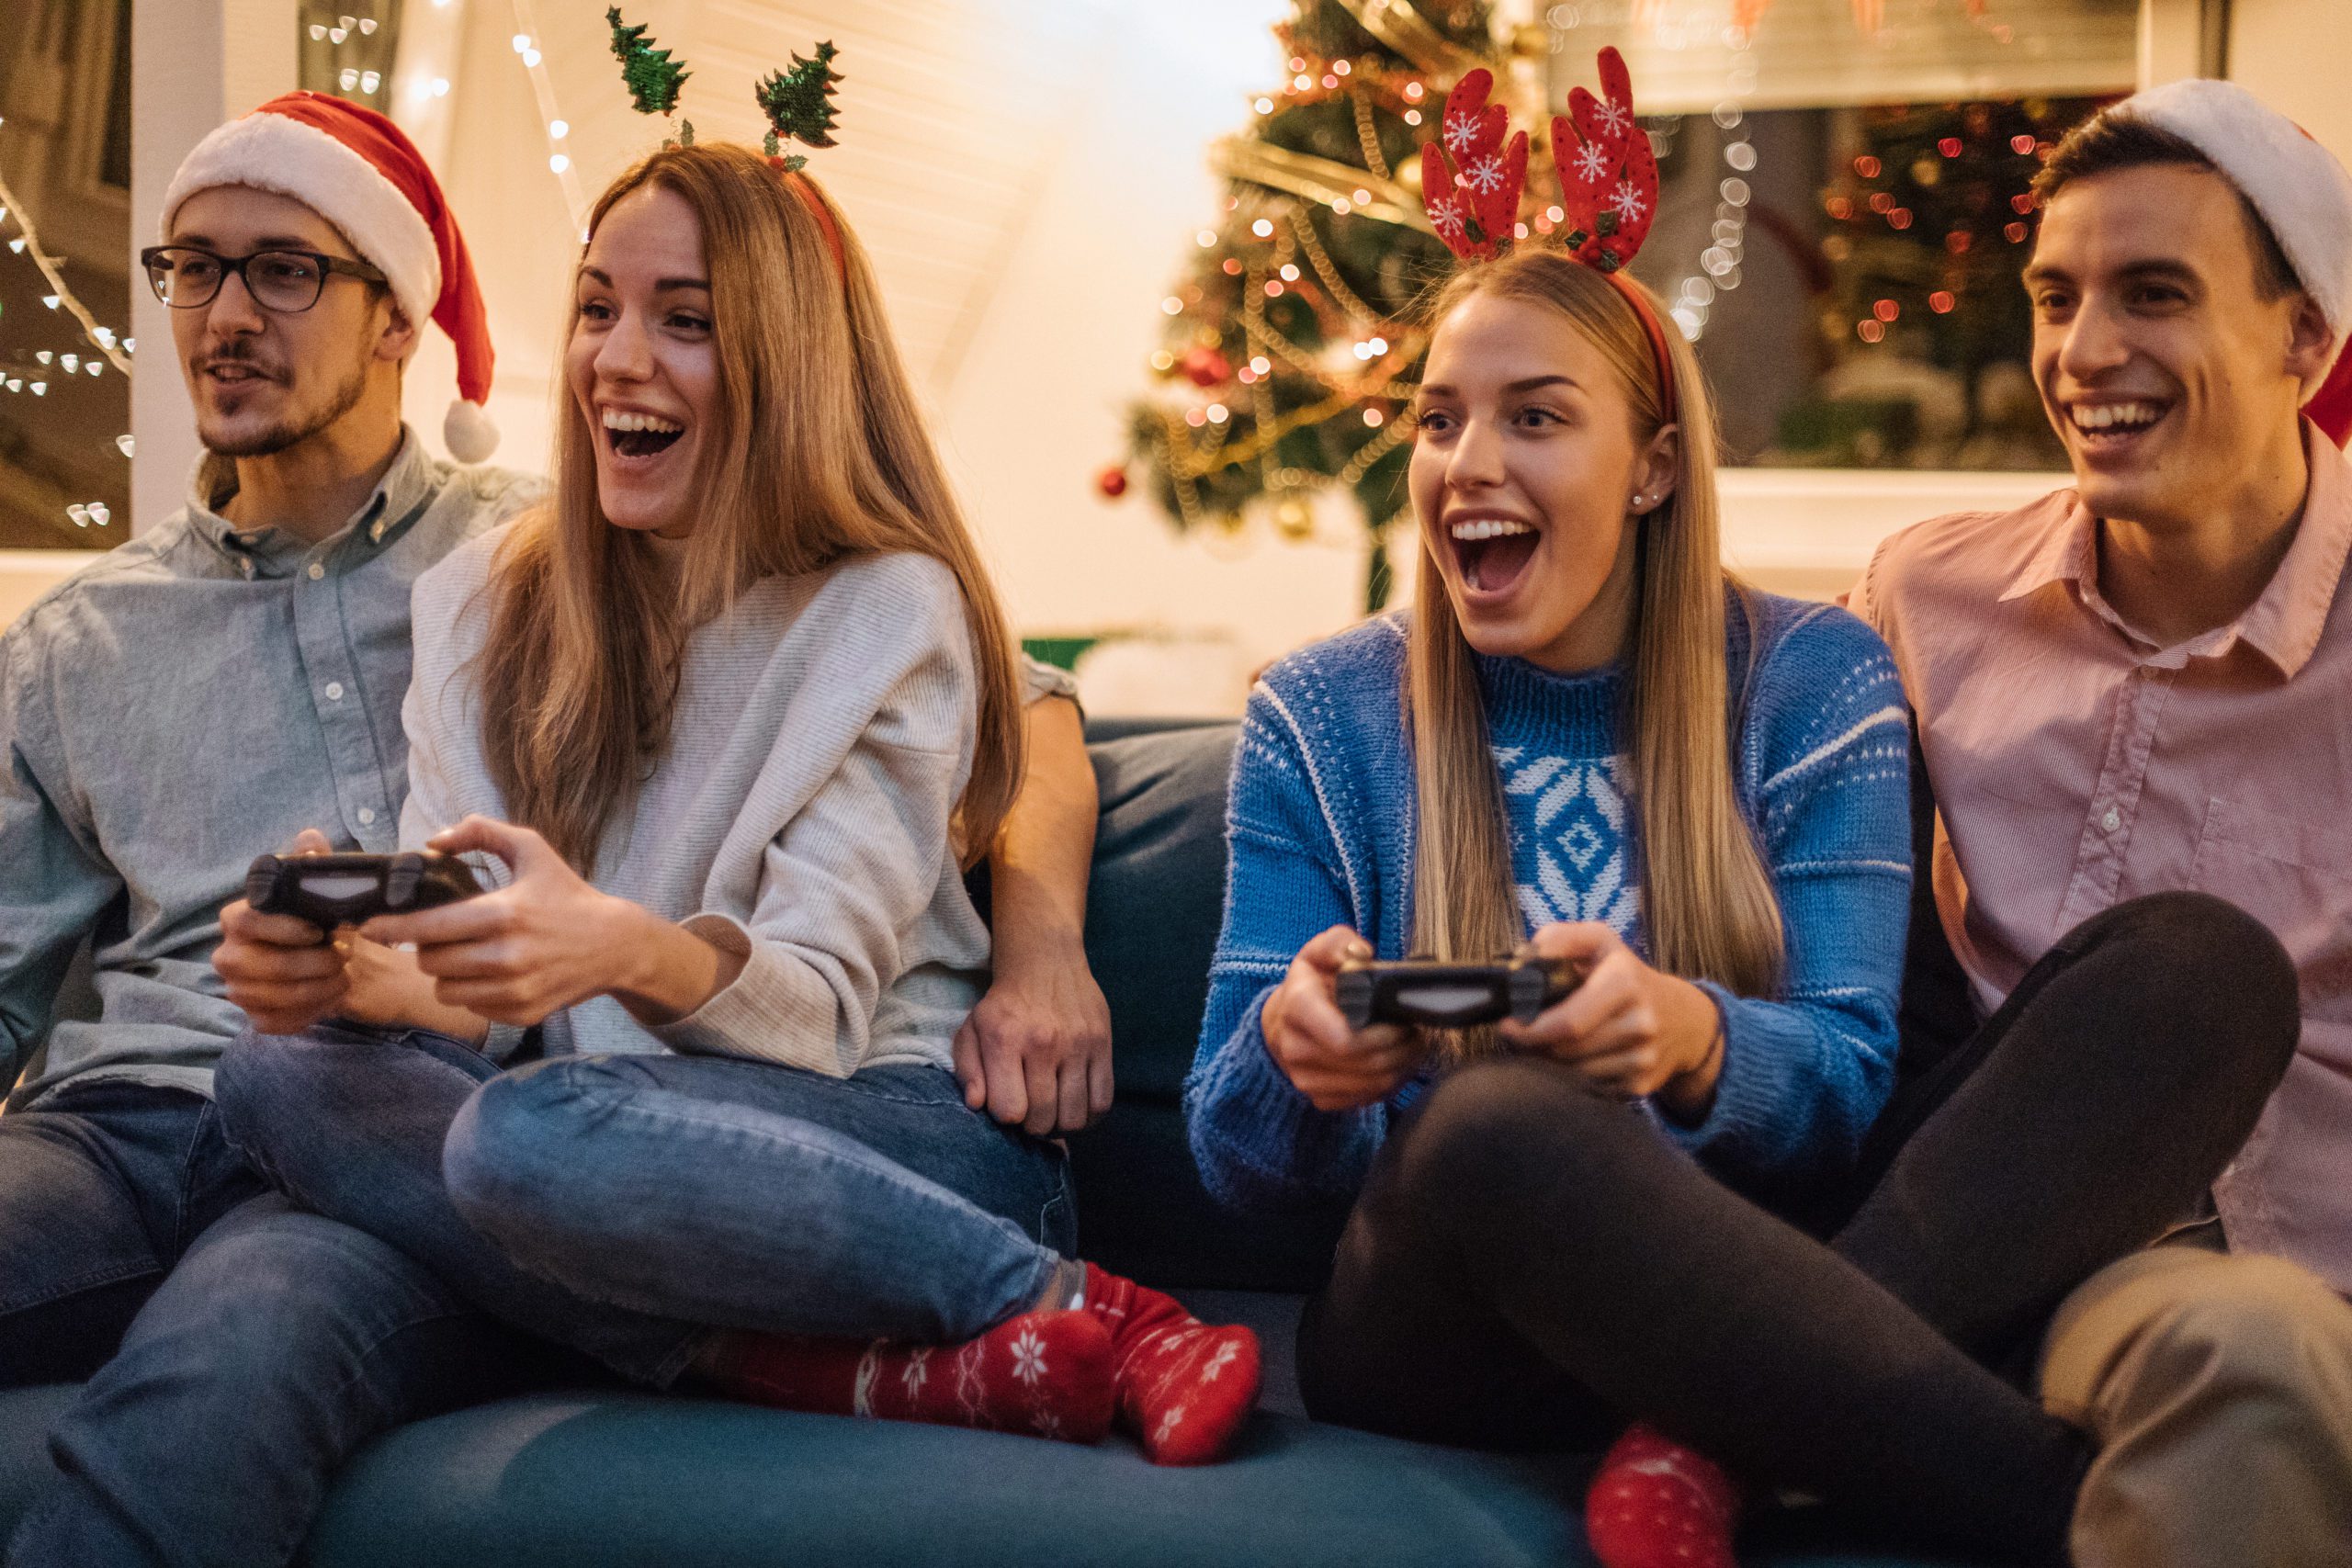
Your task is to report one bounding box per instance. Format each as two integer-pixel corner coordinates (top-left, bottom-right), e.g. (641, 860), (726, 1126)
(0, 1382), (1993, 1568)
(1080, 722), (1238, 1106)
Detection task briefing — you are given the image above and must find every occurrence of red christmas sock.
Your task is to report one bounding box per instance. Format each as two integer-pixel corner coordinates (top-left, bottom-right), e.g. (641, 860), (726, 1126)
(1584, 1424), (1743, 1568)
(1083, 1263), (1261, 1465)
(701, 1306), (1114, 1445)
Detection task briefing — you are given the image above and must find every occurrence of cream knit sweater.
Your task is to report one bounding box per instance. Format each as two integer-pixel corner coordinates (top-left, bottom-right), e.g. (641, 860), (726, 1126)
(401, 525), (990, 1077)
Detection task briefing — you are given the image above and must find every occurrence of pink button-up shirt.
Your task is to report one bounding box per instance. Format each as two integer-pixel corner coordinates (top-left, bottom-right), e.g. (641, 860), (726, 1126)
(1853, 421), (2352, 1295)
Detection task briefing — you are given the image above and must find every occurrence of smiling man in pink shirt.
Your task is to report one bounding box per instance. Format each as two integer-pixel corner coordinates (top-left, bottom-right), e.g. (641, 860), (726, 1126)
(1853, 83), (2352, 1566)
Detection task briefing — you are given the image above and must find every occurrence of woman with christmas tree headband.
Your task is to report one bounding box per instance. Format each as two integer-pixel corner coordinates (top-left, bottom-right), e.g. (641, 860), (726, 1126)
(1185, 50), (2225, 1568)
(210, 29), (1261, 1473)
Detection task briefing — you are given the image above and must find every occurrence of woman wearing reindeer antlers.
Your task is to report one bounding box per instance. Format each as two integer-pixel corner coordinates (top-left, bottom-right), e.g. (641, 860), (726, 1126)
(1185, 51), (2289, 1568)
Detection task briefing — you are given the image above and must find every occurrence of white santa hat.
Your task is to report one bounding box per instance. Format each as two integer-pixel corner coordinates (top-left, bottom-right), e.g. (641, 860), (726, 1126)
(164, 91), (500, 463)
(2109, 77), (2352, 446)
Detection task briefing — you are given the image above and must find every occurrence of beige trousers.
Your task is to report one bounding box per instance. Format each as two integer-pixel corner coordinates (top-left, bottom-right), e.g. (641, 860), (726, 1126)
(2040, 1242), (2352, 1568)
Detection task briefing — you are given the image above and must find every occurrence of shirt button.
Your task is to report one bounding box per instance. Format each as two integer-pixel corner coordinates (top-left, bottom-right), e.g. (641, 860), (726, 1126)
(356, 807), (377, 826)
(307, 562), (325, 581)
(324, 682), (345, 702)
(2101, 807), (2122, 832)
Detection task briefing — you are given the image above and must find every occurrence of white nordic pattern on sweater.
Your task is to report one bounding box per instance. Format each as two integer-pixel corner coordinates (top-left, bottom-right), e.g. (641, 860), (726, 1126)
(1493, 745), (1640, 938)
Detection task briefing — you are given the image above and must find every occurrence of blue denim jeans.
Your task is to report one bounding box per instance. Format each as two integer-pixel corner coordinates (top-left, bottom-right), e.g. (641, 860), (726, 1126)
(9, 1192), (553, 1568)
(216, 1025), (1076, 1386)
(0, 1079), (265, 1387)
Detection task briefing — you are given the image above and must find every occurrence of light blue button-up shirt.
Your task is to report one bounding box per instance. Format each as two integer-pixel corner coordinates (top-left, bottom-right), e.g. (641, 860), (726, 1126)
(0, 431), (538, 1107)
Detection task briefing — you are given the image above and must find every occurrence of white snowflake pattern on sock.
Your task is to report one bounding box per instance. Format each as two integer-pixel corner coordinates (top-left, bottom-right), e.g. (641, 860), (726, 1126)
(899, 1346), (931, 1400)
(1011, 1327), (1048, 1387)
(1154, 1404), (1189, 1447)
(1198, 1339), (1241, 1384)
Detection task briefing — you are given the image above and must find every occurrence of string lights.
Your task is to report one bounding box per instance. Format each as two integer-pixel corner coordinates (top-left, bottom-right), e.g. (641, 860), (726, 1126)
(0, 139), (132, 532)
(508, 0), (588, 230)
(0, 168), (133, 378)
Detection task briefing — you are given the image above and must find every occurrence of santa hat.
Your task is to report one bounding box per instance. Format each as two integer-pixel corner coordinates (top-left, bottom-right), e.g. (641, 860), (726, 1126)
(163, 91), (499, 463)
(2110, 78), (2352, 446)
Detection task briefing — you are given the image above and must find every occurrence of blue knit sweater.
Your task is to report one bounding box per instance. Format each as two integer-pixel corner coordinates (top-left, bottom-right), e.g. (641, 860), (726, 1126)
(1183, 592), (1913, 1215)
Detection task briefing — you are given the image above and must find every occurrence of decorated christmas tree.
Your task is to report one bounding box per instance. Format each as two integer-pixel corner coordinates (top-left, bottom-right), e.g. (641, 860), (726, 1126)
(1112, 1), (1509, 613)
(1797, 95), (2106, 467)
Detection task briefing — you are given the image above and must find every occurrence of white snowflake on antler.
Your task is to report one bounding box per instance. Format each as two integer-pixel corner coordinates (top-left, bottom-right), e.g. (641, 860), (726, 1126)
(1571, 142), (1611, 185)
(1464, 154), (1507, 196)
(1609, 179), (1648, 223)
(1443, 112), (1481, 155)
(1427, 192), (1467, 241)
(1594, 97), (1633, 138)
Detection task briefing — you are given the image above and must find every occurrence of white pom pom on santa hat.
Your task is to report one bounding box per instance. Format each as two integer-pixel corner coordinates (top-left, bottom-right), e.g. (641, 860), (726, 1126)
(444, 397), (500, 466)
(2111, 77), (2352, 444)
(164, 91), (500, 462)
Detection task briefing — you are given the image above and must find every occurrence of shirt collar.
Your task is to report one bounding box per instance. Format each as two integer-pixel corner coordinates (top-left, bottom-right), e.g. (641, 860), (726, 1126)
(187, 427), (436, 577)
(1996, 419), (2352, 678)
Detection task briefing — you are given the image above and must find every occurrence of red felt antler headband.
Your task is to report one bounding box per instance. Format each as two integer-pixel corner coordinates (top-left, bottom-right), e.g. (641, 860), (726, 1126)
(1421, 49), (1677, 425)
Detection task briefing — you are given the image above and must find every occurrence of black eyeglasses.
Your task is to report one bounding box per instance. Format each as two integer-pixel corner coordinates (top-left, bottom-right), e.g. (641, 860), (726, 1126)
(140, 246), (389, 314)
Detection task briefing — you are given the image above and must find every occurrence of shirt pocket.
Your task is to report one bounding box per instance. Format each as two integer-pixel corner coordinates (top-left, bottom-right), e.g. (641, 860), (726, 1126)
(2188, 798), (2352, 1025)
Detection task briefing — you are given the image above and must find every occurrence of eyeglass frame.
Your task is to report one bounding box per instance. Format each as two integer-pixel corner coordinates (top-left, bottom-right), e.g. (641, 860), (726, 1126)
(138, 245), (390, 314)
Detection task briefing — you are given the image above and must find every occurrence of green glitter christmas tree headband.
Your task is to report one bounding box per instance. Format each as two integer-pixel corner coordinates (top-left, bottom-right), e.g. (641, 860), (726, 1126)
(605, 10), (848, 277)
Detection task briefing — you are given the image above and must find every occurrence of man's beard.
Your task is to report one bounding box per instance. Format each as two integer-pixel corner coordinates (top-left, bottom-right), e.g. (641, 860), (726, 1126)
(197, 344), (372, 460)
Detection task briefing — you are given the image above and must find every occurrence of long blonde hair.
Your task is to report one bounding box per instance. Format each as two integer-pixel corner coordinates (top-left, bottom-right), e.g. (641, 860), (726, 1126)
(1408, 249), (1782, 1040)
(476, 142), (1025, 872)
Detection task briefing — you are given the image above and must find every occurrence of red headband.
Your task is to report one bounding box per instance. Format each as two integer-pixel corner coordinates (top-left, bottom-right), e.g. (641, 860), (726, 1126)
(777, 164), (847, 283)
(1423, 51), (1678, 429)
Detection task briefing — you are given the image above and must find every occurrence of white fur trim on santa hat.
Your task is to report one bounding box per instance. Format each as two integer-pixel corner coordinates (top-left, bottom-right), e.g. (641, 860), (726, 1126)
(2117, 78), (2352, 341)
(162, 111), (442, 335)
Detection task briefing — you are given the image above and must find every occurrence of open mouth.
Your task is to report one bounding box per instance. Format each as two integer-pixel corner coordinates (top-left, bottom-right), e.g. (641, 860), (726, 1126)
(1449, 517), (1541, 596)
(602, 408), (686, 460)
(2067, 399), (2172, 450)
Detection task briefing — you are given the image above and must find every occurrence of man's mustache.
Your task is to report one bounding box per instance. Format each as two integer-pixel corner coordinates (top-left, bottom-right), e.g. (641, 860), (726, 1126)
(193, 340), (286, 381)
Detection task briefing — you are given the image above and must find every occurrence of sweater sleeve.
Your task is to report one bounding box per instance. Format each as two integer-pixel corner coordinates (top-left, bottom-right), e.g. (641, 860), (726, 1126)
(1662, 606), (1910, 1198)
(648, 563), (978, 1077)
(1183, 683), (1389, 1213)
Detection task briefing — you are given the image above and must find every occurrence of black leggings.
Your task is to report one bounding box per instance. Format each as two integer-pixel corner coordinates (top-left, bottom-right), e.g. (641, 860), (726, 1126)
(1295, 891), (2300, 1562)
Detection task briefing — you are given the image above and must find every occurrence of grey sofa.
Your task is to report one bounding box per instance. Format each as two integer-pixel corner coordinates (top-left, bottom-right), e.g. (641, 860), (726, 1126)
(0, 719), (1987, 1566)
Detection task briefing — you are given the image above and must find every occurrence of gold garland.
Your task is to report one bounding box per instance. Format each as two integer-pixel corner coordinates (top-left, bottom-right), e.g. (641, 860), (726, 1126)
(1330, 0), (1487, 82)
(1348, 87), (1392, 182)
(1211, 138), (1431, 236)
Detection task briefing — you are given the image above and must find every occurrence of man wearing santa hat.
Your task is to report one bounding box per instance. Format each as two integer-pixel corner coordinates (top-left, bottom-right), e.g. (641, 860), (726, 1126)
(1852, 79), (2352, 1565)
(0, 89), (538, 1411)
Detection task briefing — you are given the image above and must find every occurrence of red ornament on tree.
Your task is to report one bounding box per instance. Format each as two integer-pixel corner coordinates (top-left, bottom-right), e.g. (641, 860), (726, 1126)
(1095, 463), (1131, 499)
(1180, 346), (1233, 388)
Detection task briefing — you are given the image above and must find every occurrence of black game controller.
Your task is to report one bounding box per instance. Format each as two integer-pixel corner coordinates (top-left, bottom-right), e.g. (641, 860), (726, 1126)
(243, 851), (483, 933)
(1335, 955), (1581, 1031)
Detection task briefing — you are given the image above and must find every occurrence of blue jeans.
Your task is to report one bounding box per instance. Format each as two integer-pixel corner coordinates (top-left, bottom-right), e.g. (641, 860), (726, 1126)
(9, 1193), (552, 1568)
(0, 1080), (265, 1387)
(217, 1025), (1076, 1383)
(11, 1029), (1077, 1567)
